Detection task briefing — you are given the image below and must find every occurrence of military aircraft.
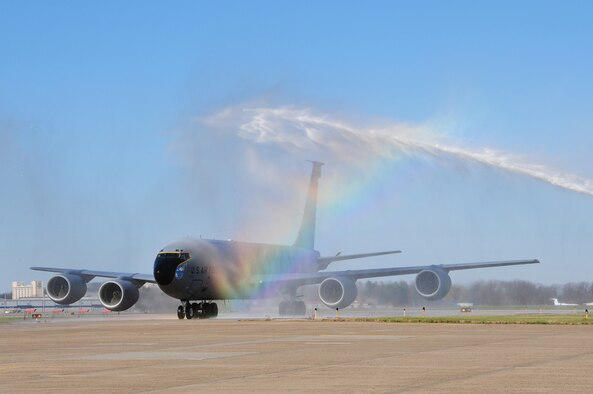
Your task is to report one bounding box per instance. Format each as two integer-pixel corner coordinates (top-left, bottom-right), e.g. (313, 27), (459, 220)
(32, 161), (539, 319)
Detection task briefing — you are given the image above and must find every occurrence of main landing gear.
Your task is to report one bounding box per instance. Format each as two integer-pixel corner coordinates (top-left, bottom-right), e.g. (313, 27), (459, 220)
(177, 300), (218, 320)
(278, 300), (306, 316)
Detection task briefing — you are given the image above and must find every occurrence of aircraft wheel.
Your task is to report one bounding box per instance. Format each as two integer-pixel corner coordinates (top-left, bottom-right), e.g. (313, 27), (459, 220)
(177, 305), (185, 319)
(210, 303), (218, 318)
(185, 302), (193, 320)
(201, 303), (210, 319)
(192, 303), (200, 318)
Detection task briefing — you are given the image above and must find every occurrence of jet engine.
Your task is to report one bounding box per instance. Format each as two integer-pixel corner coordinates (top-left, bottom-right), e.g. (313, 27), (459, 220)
(318, 277), (357, 309)
(98, 280), (140, 312)
(414, 267), (452, 300)
(46, 274), (87, 304)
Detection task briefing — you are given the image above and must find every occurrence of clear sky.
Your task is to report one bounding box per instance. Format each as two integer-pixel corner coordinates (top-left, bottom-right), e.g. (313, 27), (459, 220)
(1, 1), (593, 291)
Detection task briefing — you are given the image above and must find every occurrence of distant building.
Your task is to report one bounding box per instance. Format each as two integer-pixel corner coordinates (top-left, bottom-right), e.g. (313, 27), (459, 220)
(12, 281), (44, 300)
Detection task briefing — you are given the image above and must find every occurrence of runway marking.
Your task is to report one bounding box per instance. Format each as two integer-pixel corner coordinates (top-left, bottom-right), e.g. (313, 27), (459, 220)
(78, 351), (252, 361)
(0, 364), (18, 372)
(304, 342), (351, 345)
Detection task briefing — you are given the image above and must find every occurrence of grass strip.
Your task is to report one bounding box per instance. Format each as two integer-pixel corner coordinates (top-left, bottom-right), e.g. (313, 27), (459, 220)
(329, 314), (593, 325)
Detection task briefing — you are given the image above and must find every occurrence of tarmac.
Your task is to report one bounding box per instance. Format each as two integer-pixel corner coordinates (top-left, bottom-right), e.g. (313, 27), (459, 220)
(2, 315), (593, 393)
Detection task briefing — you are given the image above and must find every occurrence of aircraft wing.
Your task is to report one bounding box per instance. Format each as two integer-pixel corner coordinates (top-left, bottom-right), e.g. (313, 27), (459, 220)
(316, 250), (401, 270)
(32, 258), (539, 289)
(30, 267), (156, 284)
(257, 259), (540, 287)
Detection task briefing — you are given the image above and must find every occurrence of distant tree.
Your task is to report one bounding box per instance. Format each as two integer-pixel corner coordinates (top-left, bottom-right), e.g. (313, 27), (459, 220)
(561, 282), (592, 304)
(356, 279), (593, 307)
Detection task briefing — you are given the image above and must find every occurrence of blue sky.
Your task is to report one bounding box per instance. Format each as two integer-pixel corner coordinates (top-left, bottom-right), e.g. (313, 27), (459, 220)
(1, 1), (593, 291)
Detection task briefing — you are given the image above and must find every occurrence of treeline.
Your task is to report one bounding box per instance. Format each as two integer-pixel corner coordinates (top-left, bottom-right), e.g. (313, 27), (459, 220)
(358, 280), (593, 307)
(6, 280), (593, 310)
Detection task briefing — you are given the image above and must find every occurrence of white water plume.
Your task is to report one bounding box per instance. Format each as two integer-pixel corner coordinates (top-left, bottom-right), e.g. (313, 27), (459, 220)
(203, 105), (593, 197)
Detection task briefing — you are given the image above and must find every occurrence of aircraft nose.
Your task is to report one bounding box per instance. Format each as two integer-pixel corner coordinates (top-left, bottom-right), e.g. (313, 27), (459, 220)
(153, 252), (189, 286)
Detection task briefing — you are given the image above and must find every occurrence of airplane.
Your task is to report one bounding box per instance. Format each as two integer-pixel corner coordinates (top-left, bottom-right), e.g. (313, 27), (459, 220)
(550, 298), (578, 306)
(31, 161), (540, 320)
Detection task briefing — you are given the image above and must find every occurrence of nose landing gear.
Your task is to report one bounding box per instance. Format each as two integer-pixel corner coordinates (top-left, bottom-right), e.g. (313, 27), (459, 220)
(177, 301), (218, 319)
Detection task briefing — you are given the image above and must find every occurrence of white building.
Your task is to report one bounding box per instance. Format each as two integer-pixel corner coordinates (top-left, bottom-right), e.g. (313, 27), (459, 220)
(12, 281), (44, 300)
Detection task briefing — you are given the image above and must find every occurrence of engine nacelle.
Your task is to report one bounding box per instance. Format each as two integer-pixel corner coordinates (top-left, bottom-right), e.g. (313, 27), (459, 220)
(414, 267), (452, 301)
(318, 277), (358, 309)
(99, 280), (140, 312)
(46, 274), (87, 304)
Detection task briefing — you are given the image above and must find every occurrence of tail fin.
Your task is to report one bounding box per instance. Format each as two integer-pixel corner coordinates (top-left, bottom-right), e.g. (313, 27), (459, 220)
(293, 161), (324, 249)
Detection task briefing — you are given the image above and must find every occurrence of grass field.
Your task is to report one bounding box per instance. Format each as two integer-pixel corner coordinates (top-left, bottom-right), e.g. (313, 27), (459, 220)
(339, 314), (593, 325)
(477, 305), (582, 310)
(0, 317), (20, 324)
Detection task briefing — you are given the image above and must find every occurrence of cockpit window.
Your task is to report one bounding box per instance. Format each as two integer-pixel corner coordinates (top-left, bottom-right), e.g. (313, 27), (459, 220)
(153, 252), (191, 285)
(157, 252), (190, 262)
(179, 252), (190, 261)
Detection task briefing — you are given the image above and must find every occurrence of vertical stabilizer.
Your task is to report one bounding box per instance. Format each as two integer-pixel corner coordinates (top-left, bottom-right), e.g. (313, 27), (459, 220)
(293, 161), (324, 250)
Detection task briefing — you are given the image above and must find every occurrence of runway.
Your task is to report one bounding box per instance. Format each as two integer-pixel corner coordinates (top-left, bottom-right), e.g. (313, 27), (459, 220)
(1, 315), (593, 393)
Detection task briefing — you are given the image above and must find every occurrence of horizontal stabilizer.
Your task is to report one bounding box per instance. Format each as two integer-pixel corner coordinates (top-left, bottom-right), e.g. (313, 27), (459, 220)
(317, 250), (401, 270)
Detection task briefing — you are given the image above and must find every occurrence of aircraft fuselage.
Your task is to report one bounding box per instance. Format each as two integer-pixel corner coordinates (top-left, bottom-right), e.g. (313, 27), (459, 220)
(153, 238), (320, 300)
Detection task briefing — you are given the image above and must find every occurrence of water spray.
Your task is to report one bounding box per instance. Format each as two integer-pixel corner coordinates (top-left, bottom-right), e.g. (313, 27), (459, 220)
(206, 105), (593, 197)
